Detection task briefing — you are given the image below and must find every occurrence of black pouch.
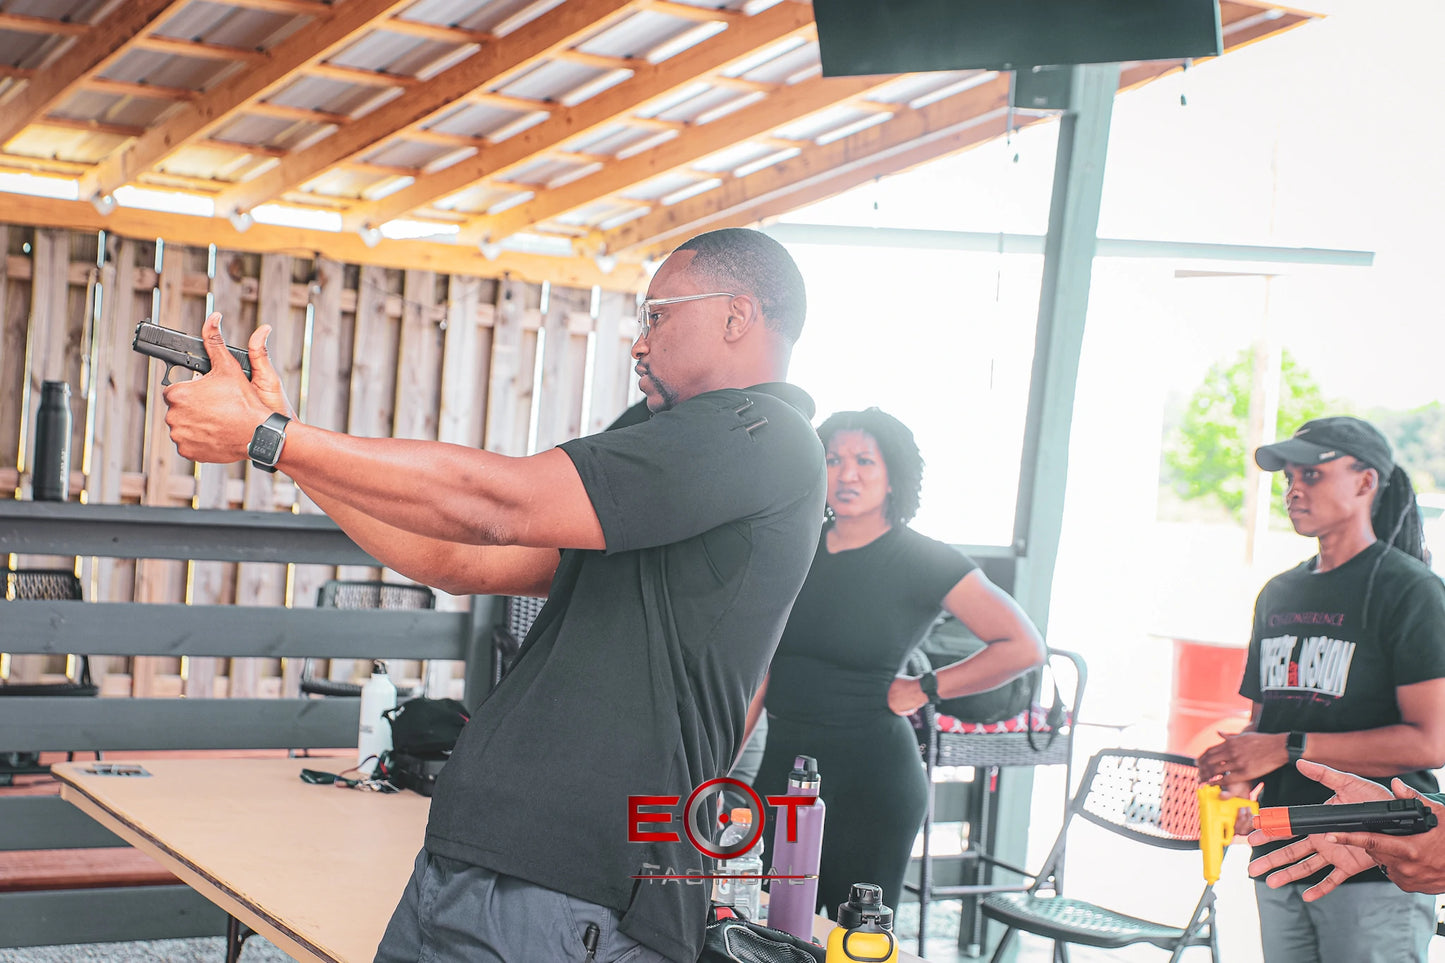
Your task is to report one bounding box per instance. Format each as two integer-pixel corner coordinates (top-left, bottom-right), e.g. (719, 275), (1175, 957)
(700, 906), (825, 963)
(376, 750), (449, 797)
(382, 697), (470, 755)
(921, 614), (1037, 724)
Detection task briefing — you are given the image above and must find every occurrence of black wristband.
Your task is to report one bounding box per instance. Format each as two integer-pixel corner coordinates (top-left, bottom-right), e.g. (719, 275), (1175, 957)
(918, 671), (939, 703)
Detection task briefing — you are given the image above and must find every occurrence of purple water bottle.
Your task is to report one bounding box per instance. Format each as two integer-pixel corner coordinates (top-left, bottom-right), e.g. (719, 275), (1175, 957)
(767, 754), (826, 941)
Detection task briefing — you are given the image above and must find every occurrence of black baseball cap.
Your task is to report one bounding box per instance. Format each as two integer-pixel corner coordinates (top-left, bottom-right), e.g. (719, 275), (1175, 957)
(1254, 416), (1394, 479)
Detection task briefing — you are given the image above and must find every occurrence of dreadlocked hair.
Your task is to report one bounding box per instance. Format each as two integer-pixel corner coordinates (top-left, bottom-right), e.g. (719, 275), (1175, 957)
(1357, 461), (1429, 630)
(1372, 463), (1429, 564)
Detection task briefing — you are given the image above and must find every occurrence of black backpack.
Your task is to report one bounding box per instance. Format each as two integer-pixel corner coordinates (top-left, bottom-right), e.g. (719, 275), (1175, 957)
(382, 697), (470, 756)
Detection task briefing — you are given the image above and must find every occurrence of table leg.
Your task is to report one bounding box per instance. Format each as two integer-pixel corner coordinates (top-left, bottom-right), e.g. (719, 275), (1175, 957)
(226, 915), (255, 963)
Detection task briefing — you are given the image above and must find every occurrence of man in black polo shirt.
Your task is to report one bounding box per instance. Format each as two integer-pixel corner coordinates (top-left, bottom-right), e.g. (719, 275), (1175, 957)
(161, 228), (826, 962)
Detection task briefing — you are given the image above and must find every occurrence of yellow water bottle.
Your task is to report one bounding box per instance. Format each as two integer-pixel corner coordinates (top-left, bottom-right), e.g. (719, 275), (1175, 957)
(826, 883), (898, 963)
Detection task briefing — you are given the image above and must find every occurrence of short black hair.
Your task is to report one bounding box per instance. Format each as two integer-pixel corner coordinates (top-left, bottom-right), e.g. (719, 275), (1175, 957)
(816, 408), (924, 525)
(674, 228), (806, 343)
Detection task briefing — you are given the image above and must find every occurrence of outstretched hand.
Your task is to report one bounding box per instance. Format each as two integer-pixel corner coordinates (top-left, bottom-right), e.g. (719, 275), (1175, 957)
(162, 313), (293, 464)
(1245, 761), (1435, 901)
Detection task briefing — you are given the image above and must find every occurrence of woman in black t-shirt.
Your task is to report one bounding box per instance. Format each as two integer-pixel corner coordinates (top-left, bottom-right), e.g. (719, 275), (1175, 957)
(1198, 415), (1445, 963)
(747, 407), (1046, 918)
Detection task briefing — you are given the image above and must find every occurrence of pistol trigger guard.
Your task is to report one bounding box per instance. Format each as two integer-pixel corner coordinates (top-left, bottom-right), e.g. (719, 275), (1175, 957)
(161, 364), (175, 387)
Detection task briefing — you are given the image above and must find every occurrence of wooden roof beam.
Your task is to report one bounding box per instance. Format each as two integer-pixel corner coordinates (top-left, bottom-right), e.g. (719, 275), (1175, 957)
(340, 0), (814, 231)
(602, 75), (1014, 255)
(212, 0), (642, 219)
(469, 71), (892, 244)
(0, 0), (186, 149)
(76, 0), (417, 205)
(0, 192), (647, 292)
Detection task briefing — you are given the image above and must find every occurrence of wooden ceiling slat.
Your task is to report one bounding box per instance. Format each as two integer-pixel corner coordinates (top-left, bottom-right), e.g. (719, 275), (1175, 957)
(0, 0), (185, 148)
(341, 0), (814, 231)
(247, 101), (353, 125)
(212, 0), (643, 219)
(307, 62), (420, 88)
(83, 76), (199, 102)
(378, 19), (492, 46)
(553, 49), (642, 71)
(465, 90), (555, 114)
(132, 35), (270, 66)
(640, 0), (742, 24)
(473, 71), (891, 243)
(76, 0), (418, 205)
(33, 116), (147, 139)
(0, 13), (89, 37)
(602, 74), (1014, 255)
(221, 0), (333, 15)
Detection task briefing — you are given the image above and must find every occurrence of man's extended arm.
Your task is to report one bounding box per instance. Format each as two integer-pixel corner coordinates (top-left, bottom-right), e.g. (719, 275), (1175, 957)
(162, 314), (593, 592)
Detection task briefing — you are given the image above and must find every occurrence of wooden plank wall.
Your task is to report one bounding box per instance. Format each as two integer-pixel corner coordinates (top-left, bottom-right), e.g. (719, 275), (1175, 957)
(0, 223), (641, 699)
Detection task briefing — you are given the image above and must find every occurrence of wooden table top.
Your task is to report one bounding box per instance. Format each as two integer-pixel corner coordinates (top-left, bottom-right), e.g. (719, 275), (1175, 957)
(54, 756), (931, 963)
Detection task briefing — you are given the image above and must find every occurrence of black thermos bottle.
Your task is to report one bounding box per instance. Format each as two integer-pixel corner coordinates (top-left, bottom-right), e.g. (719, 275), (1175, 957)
(32, 380), (72, 502)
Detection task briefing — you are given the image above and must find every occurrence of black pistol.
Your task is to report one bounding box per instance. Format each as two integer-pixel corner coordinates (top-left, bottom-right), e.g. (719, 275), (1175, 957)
(132, 320), (253, 386)
(1256, 797), (1438, 838)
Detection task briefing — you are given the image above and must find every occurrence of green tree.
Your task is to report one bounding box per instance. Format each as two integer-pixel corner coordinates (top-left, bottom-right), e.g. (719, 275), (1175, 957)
(1162, 347), (1327, 518)
(1369, 402), (1445, 492)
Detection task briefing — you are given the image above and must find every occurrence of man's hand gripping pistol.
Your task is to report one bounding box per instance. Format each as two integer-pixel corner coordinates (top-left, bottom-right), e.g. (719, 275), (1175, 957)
(132, 320), (253, 386)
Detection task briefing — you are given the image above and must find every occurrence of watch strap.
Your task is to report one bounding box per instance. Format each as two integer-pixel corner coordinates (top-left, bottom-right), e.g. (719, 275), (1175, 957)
(918, 671), (939, 703)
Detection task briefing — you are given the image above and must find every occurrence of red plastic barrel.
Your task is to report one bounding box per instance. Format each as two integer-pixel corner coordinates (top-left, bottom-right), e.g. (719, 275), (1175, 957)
(1167, 639), (1253, 760)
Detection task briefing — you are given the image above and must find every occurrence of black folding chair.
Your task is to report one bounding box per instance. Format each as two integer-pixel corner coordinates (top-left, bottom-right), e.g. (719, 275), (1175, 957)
(1, 569), (98, 782)
(491, 595), (546, 689)
(299, 579), (434, 697)
(980, 748), (1220, 963)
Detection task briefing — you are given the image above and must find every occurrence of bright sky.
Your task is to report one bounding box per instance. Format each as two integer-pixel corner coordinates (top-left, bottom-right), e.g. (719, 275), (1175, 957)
(776, 0), (1445, 547)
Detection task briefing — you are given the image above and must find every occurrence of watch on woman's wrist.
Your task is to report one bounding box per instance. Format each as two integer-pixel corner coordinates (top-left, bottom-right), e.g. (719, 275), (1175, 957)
(918, 671), (939, 703)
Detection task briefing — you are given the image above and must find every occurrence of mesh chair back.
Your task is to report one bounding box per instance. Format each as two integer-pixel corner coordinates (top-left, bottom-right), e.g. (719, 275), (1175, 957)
(5, 569), (83, 602)
(505, 595), (547, 642)
(2, 569), (94, 695)
(316, 580), (435, 610)
(1074, 748), (1202, 851)
(491, 596), (547, 688)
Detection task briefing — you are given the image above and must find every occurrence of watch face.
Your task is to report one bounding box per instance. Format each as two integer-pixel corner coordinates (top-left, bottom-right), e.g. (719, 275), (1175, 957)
(250, 427), (283, 464)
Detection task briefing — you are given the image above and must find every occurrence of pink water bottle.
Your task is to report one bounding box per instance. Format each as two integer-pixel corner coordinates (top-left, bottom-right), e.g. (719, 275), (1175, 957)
(767, 755), (826, 940)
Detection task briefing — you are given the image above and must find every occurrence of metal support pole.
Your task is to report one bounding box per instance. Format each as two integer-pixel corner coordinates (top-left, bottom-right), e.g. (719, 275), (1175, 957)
(985, 62), (1120, 962)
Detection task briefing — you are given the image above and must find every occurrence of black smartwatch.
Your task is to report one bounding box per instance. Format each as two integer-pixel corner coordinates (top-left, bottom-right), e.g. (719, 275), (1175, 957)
(918, 671), (939, 703)
(1286, 730), (1308, 764)
(247, 413), (290, 473)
